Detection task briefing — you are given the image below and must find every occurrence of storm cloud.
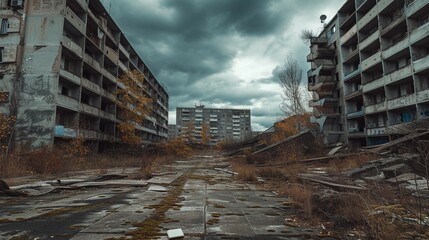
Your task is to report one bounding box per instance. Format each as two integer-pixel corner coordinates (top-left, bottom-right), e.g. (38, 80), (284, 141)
(102, 0), (345, 130)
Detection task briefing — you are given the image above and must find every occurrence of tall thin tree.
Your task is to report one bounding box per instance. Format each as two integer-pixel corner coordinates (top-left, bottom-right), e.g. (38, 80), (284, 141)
(278, 54), (308, 116)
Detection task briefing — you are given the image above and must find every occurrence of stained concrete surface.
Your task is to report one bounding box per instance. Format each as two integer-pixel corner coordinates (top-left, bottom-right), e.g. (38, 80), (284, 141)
(0, 153), (317, 239)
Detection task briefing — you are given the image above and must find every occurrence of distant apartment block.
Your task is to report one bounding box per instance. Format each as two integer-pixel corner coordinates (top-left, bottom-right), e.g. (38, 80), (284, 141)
(168, 124), (178, 140)
(0, 0), (168, 151)
(176, 105), (251, 144)
(307, 0), (429, 146)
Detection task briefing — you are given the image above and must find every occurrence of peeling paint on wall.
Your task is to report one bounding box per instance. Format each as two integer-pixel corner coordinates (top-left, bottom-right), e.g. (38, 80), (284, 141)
(16, 74), (57, 147)
(29, 0), (65, 14)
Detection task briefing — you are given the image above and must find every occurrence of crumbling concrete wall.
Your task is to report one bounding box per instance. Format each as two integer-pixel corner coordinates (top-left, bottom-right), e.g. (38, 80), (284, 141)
(14, 1), (65, 148)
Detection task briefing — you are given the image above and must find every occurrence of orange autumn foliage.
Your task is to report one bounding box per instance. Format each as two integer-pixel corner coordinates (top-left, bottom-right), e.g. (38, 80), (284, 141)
(201, 123), (210, 145)
(0, 113), (15, 154)
(115, 69), (152, 146)
(270, 113), (312, 144)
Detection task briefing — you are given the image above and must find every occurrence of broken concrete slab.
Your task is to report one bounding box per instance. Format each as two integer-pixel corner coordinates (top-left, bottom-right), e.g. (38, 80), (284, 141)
(148, 185), (168, 192)
(147, 172), (183, 185)
(214, 168), (237, 175)
(298, 174), (367, 191)
(70, 180), (147, 188)
(327, 146), (343, 156)
(343, 156), (406, 178)
(369, 131), (429, 153)
(382, 164), (412, 179)
(167, 229), (185, 239)
(386, 173), (424, 183)
(16, 185), (56, 196)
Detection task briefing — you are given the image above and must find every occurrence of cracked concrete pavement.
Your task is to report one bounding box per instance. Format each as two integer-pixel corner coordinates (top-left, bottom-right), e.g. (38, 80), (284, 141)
(0, 152), (317, 239)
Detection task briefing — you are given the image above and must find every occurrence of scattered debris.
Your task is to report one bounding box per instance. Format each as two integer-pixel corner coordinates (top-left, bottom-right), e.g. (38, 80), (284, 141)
(298, 174), (367, 191)
(368, 130), (429, 153)
(382, 164), (411, 179)
(70, 180), (147, 188)
(252, 131), (315, 157)
(214, 167), (238, 175)
(327, 146), (343, 156)
(148, 185), (168, 192)
(167, 228), (185, 239)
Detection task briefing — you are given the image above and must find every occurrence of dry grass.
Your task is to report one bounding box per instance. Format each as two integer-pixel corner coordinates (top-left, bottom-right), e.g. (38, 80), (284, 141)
(277, 183), (314, 217)
(230, 157), (257, 182)
(257, 167), (286, 179)
(326, 153), (377, 173)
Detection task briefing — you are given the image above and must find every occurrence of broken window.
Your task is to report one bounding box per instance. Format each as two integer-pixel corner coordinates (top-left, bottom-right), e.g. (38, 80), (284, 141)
(0, 19), (7, 35)
(0, 92), (9, 103)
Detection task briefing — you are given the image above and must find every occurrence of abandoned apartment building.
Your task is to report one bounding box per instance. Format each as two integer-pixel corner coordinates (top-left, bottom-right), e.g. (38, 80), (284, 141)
(0, 0), (169, 151)
(176, 105), (252, 145)
(308, 0), (429, 147)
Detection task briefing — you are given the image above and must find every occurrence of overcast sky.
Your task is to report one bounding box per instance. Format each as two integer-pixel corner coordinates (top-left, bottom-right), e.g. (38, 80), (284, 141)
(101, 0), (345, 131)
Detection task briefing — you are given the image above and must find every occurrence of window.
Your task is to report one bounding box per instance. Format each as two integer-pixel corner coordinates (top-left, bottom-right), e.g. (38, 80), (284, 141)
(0, 47), (3, 63)
(0, 19), (7, 35)
(331, 25), (336, 34)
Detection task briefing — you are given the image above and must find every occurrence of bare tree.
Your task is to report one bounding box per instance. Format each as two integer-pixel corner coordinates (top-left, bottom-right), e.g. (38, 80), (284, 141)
(278, 54), (308, 116)
(300, 29), (316, 43)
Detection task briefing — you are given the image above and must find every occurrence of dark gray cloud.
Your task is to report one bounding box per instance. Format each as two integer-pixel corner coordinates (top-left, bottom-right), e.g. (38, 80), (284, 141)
(102, 0), (345, 129)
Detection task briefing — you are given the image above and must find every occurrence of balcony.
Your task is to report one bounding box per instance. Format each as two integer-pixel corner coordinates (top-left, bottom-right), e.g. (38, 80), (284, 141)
(417, 88), (429, 103)
(347, 109), (365, 118)
(344, 65), (361, 81)
(363, 77), (384, 92)
(80, 103), (99, 116)
(307, 46), (335, 61)
(387, 93), (416, 110)
(361, 51), (381, 71)
(360, 30), (380, 50)
(101, 89), (116, 101)
(61, 35), (83, 58)
(119, 44), (130, 58)
(99, 133), (115, 141)
(60, 69), (80, 85)
(310, 37), (328, 44)
(157, 99), (168, 111)
(103, 69), (117, 82)
(309, 98), (336, 108)
(367, 127), (387, 136)
(54, 125), (77, 138)
(83, 79), (100, 94)
(64, 7), (85, 34)
(81, 130), (98, 140)
(106, 29), (118, 46)
(83, 53), (102, 73)
(377, 0), (395, 13)
(382, 37), (408, 59)
(340, 24), (357, 45)
(57, 94), (79, 111)
(343, 48), (359, 64)
(413, 55), (429, 74)
(385, 65), (412, 85)
(345, 86), (363, 100)
(406, 0), (429, 18)
(118, 61), (127, 71)
(100, 110), (115, 121)
(357, 5), (378, 30)
(105, 46), (119, 64)
(381, 13), (405, 35)
(410, 22), (429, 45)
(365, 101), (387, 114)
(141, 126), (158, 135)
